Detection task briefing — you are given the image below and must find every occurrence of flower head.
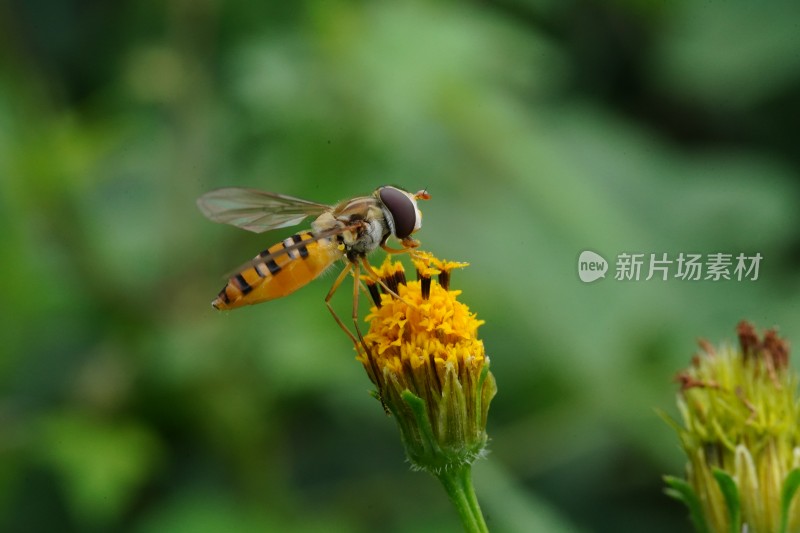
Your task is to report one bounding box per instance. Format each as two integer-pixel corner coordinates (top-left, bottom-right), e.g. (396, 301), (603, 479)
(357, 252), (496, 473)
(664, 321), (800, 533)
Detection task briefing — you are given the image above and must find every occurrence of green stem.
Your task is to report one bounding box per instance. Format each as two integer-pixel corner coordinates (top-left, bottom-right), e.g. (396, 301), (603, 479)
(436, 465), (489, 533)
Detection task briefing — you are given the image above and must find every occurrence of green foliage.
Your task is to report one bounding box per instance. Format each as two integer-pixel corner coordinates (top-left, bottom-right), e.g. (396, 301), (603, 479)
(1, 1), (799, 532)
(36, 413), (162, 527)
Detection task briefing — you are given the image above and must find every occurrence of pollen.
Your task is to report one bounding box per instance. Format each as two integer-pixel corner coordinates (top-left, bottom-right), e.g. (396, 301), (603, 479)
(362, 281), (484, 367)
(359, 255), (485, 380)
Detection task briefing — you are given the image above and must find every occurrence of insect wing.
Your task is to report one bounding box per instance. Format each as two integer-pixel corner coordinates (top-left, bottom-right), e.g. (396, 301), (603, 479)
(197, 187), (330, 233)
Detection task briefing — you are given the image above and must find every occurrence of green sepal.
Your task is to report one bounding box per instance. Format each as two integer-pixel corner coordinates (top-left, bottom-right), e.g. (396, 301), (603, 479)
(664, 475), (710, 533)
(401, 390), (435, 435)
(712, 468), (741, 533)
(400, 389), (439, 467)
(779, 468), (800, 533)
(655, 407), (684, 435)
(475, 364), (488, 419)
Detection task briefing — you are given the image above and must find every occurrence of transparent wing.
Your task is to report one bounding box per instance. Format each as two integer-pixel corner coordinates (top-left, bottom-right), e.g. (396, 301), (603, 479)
(196, 187), (331, 233)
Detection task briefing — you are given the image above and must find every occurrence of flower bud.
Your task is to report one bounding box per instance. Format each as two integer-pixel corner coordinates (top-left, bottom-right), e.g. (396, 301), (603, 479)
(664, 321), (800, 533)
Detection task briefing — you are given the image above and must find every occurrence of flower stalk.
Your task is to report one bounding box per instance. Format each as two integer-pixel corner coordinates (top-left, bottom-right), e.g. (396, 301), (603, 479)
(663, 321), (800, 533)
(437, 462), (489, 533)
(357, 252), (495, 532)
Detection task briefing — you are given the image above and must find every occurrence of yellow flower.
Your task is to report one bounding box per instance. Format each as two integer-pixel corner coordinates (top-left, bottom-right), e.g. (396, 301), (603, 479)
(357, 253), (496, 473)
(664, 321), (800, 533)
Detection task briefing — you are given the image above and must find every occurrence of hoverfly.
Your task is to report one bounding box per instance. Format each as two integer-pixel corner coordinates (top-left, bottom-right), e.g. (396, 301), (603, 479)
(197, 185), (430, 346)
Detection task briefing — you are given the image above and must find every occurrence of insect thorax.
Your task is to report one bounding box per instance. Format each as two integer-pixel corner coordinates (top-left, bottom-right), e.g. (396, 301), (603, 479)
(312, 203), (389, 259)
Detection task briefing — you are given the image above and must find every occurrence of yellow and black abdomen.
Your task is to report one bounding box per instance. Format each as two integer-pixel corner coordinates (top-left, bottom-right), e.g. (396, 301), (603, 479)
(212, 231), (340, 310)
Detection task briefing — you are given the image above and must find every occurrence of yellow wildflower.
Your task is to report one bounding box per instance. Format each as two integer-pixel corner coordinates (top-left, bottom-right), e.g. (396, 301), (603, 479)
(355, 253), (495, 532)
(358, 253), (495, 473)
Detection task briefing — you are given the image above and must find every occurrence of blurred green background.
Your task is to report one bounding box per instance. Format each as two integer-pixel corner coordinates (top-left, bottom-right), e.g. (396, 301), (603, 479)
(2, 1), (799, 531)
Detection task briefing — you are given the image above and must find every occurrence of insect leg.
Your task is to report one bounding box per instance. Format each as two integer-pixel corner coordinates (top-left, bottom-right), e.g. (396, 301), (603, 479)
(381, 243), (410, 254)
(381, 235), (421, 254)
(325, 262), (361, 349)
(349, 261), (391, 413)
(350, 260), (369, 351)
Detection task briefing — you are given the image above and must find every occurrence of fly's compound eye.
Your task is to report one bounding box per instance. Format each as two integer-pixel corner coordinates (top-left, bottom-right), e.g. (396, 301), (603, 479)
(378, 186), (419, 239)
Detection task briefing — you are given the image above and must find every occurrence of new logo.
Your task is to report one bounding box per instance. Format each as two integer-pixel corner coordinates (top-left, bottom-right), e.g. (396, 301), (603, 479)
(578, 250), (608, 283)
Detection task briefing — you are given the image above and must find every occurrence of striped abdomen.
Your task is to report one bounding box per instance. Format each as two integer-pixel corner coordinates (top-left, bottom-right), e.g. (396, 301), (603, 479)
(212, 231), (341, 310)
